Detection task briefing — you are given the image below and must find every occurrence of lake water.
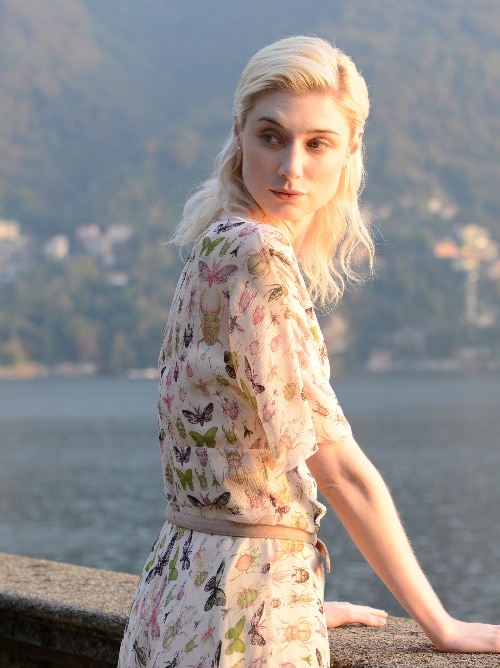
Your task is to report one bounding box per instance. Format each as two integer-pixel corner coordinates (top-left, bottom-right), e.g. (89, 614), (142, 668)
(0, 374), (499, 622)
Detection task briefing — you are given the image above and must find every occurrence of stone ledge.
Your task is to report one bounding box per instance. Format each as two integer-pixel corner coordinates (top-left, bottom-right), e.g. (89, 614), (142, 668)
(329, 617), (500, 667)
(0, 552), (139, 666)
(1, 552), (499, 667)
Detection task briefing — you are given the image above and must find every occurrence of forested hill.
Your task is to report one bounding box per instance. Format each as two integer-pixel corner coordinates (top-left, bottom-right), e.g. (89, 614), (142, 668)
(0, 0), (499, 237)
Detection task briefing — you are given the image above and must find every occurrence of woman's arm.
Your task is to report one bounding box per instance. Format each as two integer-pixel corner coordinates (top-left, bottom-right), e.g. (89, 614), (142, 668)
(307, 437), (500, 653)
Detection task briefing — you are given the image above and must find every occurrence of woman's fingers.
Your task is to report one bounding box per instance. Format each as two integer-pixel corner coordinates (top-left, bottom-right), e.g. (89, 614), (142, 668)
(324, 601), (389, 628)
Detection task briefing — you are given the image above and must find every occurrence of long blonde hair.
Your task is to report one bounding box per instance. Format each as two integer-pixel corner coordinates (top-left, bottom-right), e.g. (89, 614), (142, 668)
(171, 35), (374, 306)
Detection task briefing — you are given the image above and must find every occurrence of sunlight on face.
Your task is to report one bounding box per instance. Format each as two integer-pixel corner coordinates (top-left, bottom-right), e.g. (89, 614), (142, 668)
(236, 90), (359, 247)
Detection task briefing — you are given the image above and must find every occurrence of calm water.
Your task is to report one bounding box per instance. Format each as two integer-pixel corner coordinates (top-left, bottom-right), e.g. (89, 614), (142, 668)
(0, 374), (499, 622)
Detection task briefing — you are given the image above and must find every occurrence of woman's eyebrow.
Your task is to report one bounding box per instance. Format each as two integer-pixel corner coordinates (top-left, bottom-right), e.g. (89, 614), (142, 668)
(256, 115), (341, 136)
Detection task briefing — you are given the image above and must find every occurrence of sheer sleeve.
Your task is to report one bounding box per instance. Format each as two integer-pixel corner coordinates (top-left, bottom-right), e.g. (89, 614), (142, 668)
(228, 224), (352, 477)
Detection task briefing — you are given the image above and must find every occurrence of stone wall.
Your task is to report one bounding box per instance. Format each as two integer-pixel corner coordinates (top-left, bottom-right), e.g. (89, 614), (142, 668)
(0, 552), (498, 667)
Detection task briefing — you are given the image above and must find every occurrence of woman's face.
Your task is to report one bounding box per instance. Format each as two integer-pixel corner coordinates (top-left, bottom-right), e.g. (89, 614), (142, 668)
(236, 90), (359, 243)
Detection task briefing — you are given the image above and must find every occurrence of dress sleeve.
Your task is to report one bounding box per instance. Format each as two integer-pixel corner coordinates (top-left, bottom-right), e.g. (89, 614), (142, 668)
(228, 226), (352, 477)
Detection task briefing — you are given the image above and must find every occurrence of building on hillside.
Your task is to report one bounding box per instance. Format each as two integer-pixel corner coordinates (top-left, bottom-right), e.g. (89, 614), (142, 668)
(0, 219), (31, 284)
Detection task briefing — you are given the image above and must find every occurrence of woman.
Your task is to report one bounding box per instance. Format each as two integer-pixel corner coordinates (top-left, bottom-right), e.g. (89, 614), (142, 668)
(118, 36), (499, 666)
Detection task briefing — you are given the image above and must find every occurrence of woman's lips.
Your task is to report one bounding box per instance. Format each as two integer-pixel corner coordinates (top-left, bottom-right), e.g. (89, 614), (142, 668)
(270, 189), (304, 201)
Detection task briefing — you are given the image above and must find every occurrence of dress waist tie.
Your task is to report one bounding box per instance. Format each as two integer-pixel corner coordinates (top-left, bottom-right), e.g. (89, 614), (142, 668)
(165, 506), (330, 573)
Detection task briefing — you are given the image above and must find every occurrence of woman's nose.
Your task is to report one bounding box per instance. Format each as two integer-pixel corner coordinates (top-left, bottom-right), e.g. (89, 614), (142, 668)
(279, 145), (303, 180)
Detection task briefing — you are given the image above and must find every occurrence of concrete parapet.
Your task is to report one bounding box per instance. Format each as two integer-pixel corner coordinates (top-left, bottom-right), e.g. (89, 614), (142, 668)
(0, 552), (499, 667)
(0, 552), (138, 667)
(329, 616), (500, 667)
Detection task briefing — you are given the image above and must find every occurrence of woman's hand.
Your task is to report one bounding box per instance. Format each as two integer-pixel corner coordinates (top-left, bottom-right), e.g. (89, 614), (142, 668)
(324, 601), (388, 628)
(433, 619), (500, 654)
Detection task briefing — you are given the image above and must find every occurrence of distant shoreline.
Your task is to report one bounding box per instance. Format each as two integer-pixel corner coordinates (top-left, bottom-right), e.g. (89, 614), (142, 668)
(0, 363), (157, 381)
(1, 358), (499, 381)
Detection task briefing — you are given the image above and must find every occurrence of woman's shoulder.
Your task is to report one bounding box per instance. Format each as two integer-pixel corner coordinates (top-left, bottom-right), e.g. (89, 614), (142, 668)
(204, 217), (294, 256)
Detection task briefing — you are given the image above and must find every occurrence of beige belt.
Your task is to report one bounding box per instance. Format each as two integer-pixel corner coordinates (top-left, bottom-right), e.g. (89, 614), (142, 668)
(165, 506), (330, 572)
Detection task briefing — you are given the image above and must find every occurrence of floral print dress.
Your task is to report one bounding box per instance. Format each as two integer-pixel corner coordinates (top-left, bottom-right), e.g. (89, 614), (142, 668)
(118, 218), (352, 668)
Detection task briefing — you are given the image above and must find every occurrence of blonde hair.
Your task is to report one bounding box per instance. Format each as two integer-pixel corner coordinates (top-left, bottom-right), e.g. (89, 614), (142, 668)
(171, 35), (374, 305)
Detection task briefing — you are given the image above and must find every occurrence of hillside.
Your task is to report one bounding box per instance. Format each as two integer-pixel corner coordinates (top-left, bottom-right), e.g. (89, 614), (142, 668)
(1, 0), (500, 374)
(0, 0), (499, 236)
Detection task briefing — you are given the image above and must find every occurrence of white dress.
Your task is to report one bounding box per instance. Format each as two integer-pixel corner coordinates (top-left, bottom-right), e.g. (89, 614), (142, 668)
(118, 218), (352, 667)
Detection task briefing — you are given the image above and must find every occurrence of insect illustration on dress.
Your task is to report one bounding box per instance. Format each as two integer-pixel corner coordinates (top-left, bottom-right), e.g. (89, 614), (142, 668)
(189, 425), (218, 448)
(174, 361), (179, 382)
(193, 378), (211, 398)
(249, 601), (266, 646)
(288, 592), (315, 608)
(162, 610), (189, 651)
(183, 324), (194, 347)
(244, 357), (265, 393)
(163, 394), (174, 413)
(316, 648), (324, 667)
(195, 446), (208, 468)
(188, 287), (197, 318)
(199, 258), (238, 288)
(270, 495), (291, 522)
(187, 491), (231, 511)
(281, 618), (312, 647)
(312, 401), (329, 417)
(175, 323), (181, 352)
(165, 462), (174, 486)
(175, 467), (194, 491)
(196, 468), (209, 490)
(168, 547), (179, 582)
(319, 342), (328, 365)
(243, 423), (254, 439)
(223, 449), (250, 485)
(199, 289), (223, 347)
(229, 314), (244, 334)
(215, 219), (245, 234)
(175, 417), (187, 439)
(229, 243), (242, 257)
(240, 378), (258, 411)
(204, 559), (227, 611)
(268, 246), (292, 266)
(237, 281), (257, 313)
(266, 283), (286, 302)
(145, 531), (178, 583)
(217, 393), (239, 420)
(148, 593), (163, 640)
(222, 425), (237, 445)
(292, 567), (310, 584)
(211, 639), (222, 668)
(218, 237), (233, 256)
(223, 351), (238, 379)
(224, 615), (246, 655)
(164, 652), (181, 668)
(173, 445), (191, 464)
(180, 530), (194, 571)
(216, 373), (229, 386)
(182, 402), (214, 426)
(132, 639), (147, 666)
(164, 366), (173, 387)
(304, 305), (314, 319)
(200, 235), (224, 256)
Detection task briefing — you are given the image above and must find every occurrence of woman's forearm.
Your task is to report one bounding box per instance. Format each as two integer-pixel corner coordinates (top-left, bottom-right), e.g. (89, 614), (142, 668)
(307, 439), (453, 644)
(308, 438), (500, 653)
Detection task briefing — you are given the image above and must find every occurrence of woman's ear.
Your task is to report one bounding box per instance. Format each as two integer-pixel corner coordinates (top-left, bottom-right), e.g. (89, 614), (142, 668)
(233, 118), (241, 148)
(349, 130), (363, 158)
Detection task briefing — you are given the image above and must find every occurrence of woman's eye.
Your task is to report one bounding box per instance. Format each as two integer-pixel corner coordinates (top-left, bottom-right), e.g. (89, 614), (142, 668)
(262, 133), (279, 144)
(309, 139), (329, 150)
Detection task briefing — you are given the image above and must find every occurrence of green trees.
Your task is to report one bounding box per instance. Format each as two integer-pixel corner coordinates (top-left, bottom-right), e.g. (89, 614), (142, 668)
(0, 240), (180, 373)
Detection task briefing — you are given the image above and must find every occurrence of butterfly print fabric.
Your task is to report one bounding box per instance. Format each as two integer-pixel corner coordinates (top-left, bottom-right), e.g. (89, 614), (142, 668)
(119, 219), (352, 667)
